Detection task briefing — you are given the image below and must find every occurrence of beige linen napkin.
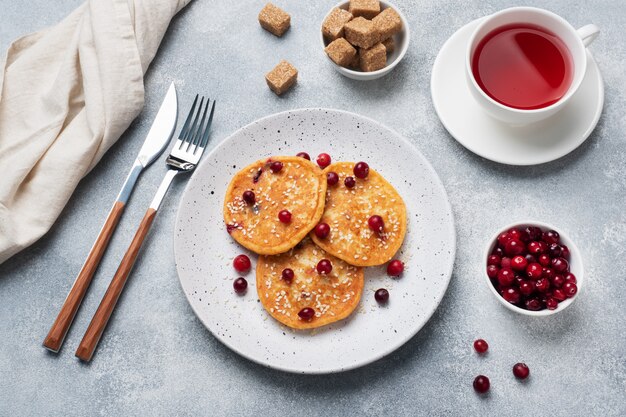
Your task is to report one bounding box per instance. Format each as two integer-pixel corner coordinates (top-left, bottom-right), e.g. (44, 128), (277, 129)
(0, 0), (191, 264)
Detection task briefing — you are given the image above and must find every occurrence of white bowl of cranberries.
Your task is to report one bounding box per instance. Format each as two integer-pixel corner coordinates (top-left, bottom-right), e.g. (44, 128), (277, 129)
(484, 221), (583, 316)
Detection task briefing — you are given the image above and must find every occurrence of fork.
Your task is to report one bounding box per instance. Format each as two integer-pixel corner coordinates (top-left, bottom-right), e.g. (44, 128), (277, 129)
(75, 96), (216, 361)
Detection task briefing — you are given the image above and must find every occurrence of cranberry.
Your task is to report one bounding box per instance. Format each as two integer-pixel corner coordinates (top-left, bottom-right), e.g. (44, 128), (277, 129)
(316, 259), (332, 275)
(281, 268), (294, 283)
(526, 263), (543, 280)
(298, 307), (315, 320)
(513, 363), (530, 379)
(538, 254), (551, 267)
(508, 228), (528, 242)
(551, 257), (569, 273)
(564, 272), (577, 284)
(278, 209), (292, 223)
(296, 152), (311, 160)
(551, 274), (565, 288)
(233, 277), (248, 294)
(487, 265), (499, 279)
(374, 288), (389, 303)
(546, 297), (559, 310)
(526, 226), (542, 241)
(497, 268), (515, 287)
(473, 375), (490, 394)
(252, 168), (263, 183)
(519, 281), (535, 296)
(326, 171), (339, 186)
(527, 241), (547, 255)
(387, 260), (404, 277)
(511, 255), (528, 271)
(497, 232), (512, 247)
(344, 176), (356, 188)
(316, 153), (331, 168)
(473, 339), (489, 354)
(314, 222), (330, 239)
(353, 162), (369, 179)
(502, 287), (521, 304)
(525, 298), (542, 311)
(270, 161), (284, 173)
(542, 230), (560, 245)
(525, 254), (537, 264)
(242, 190), (255, 205)
(493, 247), (504, 257)
(368, 215), (384, 234)
(500, 257), (512, 269)
(505, 239), (525, 256)
(563, 281), (578, 298)
(548, 243), (562, 258)
(487, 254), (501, 266)
(560, 245), (571, 259)
(553, 288), (567, 301)
(233, 254), (251, 272)
(542, 268), (555, 280)
(535, 277), (550, 293)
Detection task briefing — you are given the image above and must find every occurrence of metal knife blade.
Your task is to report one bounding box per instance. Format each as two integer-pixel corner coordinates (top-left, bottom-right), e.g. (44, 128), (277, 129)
(136, 82), (178, 167)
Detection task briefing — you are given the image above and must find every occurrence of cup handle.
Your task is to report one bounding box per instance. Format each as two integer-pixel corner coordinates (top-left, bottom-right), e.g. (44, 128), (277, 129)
(577, 24), (599, 47)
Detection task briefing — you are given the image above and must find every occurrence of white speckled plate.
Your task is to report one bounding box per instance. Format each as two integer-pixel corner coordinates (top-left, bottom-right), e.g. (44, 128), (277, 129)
(174, 109), (455, 374)
(431, 18), (604, 166)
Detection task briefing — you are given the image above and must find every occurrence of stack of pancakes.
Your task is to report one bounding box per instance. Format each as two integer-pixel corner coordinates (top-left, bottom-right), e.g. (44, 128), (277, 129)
(224, 156), (406, 329)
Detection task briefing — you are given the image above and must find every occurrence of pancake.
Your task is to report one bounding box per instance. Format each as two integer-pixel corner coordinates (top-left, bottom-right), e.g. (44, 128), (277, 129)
(256, 238), (364, 329)
(224, 156), (327, 255)
(310, 162), (407, 266)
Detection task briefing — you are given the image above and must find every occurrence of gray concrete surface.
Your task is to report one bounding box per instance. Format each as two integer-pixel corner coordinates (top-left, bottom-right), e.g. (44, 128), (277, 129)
(1, 0), (624, 415)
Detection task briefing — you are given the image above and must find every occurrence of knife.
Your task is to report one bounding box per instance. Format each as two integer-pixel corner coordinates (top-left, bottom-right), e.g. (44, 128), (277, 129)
(43, 83), (178, 353)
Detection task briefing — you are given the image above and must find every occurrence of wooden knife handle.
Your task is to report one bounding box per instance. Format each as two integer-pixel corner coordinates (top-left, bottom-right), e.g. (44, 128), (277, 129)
(75, 208), (157, 362)
(43, 201), (126, 352)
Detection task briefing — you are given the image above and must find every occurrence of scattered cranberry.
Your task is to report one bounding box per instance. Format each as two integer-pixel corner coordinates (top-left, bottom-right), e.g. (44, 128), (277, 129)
(564, 272), (577, 284)
(511, 255), (528, 271)
(374, 288), (389, 303)
(326, 171), (339, 186)
(548, 243), (562, 258)
(551, 257), (569, 273)
(387, 260), (404, 277)
(542, 230), (560, 244)
(504, 239), (525, 256)
(502, 287), (521, 304)
(270, 161), (283, 173)
(473, 375), (490, 394)
(233, 277), (248, 294)
(316, 259), (332, 275)
(535, 278), (550, 293)
(525, 298), (542, 311)
(513, 363), (530, 379)
(526, 226), (542, 241)
(296, 152), (310, 160)
(562, 281), (578, 298)
(473, 339), (489, 354)
(344, 176), (356, 188)
(487, 254), (501, 266)
(560, 245), (571, 259)
(551, 274), (565, 288)
(526, 263), (543, 280)
(242, 190), (255, 205)
(298, 307), (315, 320)
(497, 268), (515, 287)
(368, 215), (385, 234)
(233, 254), (251, 272)
(487, 265), (499, 279)
(281, 268), (294, 283)
(546, 297), (558, 310)
(278, 209), (292, 223)
(553, 289), (567, 301)
(519, 281), (535, 296)
(538, 254), (551, 267)
(527, 241), (547, 255)
(314, 222), (330, 239)
(316, 153), (331, 168)
(353, 162), (369, 179)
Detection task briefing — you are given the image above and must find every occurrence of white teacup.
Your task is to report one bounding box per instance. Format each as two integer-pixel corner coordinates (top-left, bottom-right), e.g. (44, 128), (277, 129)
(465, 7), (599, 125)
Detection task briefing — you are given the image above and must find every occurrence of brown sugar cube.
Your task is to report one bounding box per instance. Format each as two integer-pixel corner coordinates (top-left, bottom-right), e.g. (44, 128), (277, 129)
(322, 8), (353, 41)
(325, 38), (357, 67)
(349, 53), (360, 70)
(382, 37), (395, 54)
(373, 7), (402, 41)
(349, 0), (381, 19)
(344, 17), (380, 49)
(258, 3), (291, 37)
(359, 42), (386, 72)
(265, 60), (298, 95)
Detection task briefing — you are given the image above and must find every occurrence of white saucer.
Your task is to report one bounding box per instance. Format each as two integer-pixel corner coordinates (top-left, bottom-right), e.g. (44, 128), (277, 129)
(431, 18), (604, 166)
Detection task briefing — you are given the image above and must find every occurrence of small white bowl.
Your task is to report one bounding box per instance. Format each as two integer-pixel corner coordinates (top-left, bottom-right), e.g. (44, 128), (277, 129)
(320, 0), (410, 81)
(483, 221), (584, 316)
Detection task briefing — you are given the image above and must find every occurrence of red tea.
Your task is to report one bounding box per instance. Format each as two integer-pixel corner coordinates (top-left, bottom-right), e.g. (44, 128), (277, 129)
(472, 24), (573, 110)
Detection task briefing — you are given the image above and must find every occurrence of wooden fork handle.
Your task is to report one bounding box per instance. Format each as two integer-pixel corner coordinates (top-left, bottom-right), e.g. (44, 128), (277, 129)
(43, 201), (126, 352)
(75, 208), (157, 362)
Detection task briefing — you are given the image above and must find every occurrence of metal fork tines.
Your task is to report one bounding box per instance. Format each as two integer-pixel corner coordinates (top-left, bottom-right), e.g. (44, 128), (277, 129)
(168, 95), (215, 170)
